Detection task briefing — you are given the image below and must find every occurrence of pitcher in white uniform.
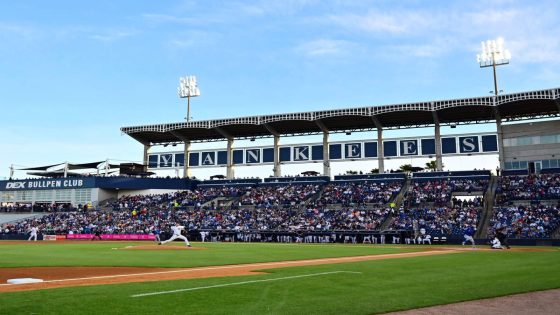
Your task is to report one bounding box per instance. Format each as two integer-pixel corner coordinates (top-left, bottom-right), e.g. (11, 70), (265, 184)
(159, 223), (191, 247)
(28, 226), (38, 241)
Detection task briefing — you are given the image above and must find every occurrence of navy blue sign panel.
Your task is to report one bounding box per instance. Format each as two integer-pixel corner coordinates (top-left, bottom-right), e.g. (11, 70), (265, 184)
(421, 139), (436, 155)
(159, 154), (173, 168)
(217, 151), (227, 165)
(364, 142), (377, 158)
(312, 145), (323, 160)
(148, 133), (499, 169)
(233, 150), (244, 165)
(441, 137), (457, 154)
(148, 155), (158, 168)
(458, 136), (480, 153)
(263, 148), (274, 163)
(344, 143), (362, 159)
(383, 141), (397, 157)
(280, 147), (291, 162)
(482, 135), (498, 152)
(175, 153), (185, 167)
(201, 152), (216, 166)
(293, 146), (310, 161)
(189, 152), (199, 167)
(329, 144), (342, 160)
(246, 149), (261, 164)
(399, 140), (418, 156)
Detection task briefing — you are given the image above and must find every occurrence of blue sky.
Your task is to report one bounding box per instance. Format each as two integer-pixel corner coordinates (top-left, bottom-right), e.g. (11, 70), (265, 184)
(1, 0), (559, 179)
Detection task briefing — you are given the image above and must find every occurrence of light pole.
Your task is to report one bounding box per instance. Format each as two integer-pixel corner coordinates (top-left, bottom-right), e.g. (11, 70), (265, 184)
(178, 76), (201, 122)
(477, 38), (511, 95)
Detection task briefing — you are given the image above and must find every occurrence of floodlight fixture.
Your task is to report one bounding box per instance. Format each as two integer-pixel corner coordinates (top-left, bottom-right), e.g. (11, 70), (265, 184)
(476, 37), (511, 96)
(178, 75), (201, 122)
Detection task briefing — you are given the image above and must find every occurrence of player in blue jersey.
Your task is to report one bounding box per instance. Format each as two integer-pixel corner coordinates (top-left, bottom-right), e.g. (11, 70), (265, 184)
(462, 224), (476, 248)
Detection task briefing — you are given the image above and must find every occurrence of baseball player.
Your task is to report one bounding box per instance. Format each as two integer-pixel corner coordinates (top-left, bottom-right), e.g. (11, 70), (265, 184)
(462, 225), (476, 248)
(91, 227), (103, 241)
(159, 223), (191, 247)
(28, 226), (38, 241)
(495, 226), (511, 249)
(491, 237), (503, 249)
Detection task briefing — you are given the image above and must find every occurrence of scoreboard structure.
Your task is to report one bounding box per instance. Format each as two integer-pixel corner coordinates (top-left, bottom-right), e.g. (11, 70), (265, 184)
(148, 133), (498, 170)
(122, 87), (560, 178)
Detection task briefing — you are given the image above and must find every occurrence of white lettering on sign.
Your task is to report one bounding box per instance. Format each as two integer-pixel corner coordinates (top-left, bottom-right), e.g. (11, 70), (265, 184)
(6, 182), (25, 189)
(461, 138), (476, 152)
(202, 153), (215, 165)
(401, 140), (417, 155)
(246, 150), (259, 163)
(160, 155), (172, 167)
(7, 180), (85, 189)
(294, 147), (309, 160)
(345, 144), (361, 158)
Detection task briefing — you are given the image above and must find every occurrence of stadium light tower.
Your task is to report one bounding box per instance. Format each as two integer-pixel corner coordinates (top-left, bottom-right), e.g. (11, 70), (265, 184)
(178, 76), (201, 122)
(477, 38), (511, 95)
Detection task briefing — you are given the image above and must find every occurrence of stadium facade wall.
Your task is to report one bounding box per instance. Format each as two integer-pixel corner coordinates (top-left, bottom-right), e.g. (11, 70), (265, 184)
(502, 120), (560, 171)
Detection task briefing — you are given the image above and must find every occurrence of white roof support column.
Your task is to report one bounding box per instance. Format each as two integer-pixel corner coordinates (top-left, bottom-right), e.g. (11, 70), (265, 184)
(226, 138), (235, 179)
(170, 131), (191, 178)
(273, 135), (281, 177)
(264, 124), (281, 177)
(371, 117), (384, 174)
(216, 128), (235, 179)
(142, 144), (150, 171)
(316, 120), (330, 177)
(64, 162), (68, 178)
(432, 111), (443, 171)
(493, 98), (506, 170)
(104, 159), (109, 176)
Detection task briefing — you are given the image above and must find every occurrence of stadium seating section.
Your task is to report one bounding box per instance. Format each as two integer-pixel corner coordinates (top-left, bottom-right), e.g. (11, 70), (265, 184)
(1, 171), (559, 241)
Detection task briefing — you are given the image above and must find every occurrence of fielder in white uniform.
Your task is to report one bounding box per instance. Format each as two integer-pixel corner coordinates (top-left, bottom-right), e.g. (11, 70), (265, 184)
(28, 226), (38, 241)
(159, 224), (191, 247)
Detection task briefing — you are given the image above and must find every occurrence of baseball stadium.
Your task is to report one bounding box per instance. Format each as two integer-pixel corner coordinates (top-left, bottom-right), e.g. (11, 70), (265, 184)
(1, 84), (560, 314)
(2, 2), (560, 314)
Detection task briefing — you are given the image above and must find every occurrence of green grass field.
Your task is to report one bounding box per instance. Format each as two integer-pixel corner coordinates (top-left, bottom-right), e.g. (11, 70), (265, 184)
(1, 242), (559, 315)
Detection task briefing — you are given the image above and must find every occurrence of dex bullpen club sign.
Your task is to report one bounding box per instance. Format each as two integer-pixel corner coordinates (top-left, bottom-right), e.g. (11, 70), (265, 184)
(2, 178), (94, 191)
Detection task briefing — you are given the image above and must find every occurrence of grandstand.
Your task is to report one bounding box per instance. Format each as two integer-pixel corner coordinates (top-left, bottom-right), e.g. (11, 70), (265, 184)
(1, 87), (559, 245)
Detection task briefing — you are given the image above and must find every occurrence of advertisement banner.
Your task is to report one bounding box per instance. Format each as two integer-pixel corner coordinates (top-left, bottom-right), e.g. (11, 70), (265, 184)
(43, 235), (57, 241)
(66, 234), (156, 240)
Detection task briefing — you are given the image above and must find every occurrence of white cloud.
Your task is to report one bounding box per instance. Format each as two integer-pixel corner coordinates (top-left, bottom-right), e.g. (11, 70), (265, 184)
(296, 39), (353, 56)
(142, 13), (199, 24)
(326, 10), (436, 35)
(240, 0), (319, 17)
(91, 30), (135, 42)
(167, 30), (218, 49)
(0, 22), (40, 40)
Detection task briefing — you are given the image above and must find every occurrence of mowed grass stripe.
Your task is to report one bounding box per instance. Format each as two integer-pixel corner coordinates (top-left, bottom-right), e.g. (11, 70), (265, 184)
(0, 241), (415, 268)
(1, 244), (559, 314)
(131, 271), (362, 297)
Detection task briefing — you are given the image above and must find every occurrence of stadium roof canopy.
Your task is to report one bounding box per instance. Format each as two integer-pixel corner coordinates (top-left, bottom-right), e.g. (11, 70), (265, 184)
(121, 87), (560, 145)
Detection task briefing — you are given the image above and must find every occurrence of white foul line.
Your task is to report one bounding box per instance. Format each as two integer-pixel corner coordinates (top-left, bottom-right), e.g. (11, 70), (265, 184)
(0, 250), (456, 287)
(130, 271), (362, 298)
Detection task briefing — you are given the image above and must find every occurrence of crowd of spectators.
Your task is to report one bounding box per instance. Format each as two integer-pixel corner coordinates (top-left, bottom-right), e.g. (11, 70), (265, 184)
(1, 203), (78, 213)
(391, 202), (481, 236)
(496, 173), (560, 204)
(112, 186), (246, 211)
(489, 204), (560, 238)
(1, 206), (390, 236)
(316, 181), (401, 207)
(239, 184), (320, 208)
(407, 178), (488, 207)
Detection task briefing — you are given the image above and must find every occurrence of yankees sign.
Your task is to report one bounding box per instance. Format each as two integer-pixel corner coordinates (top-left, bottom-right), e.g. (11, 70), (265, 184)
(148, 133), (498, 169)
